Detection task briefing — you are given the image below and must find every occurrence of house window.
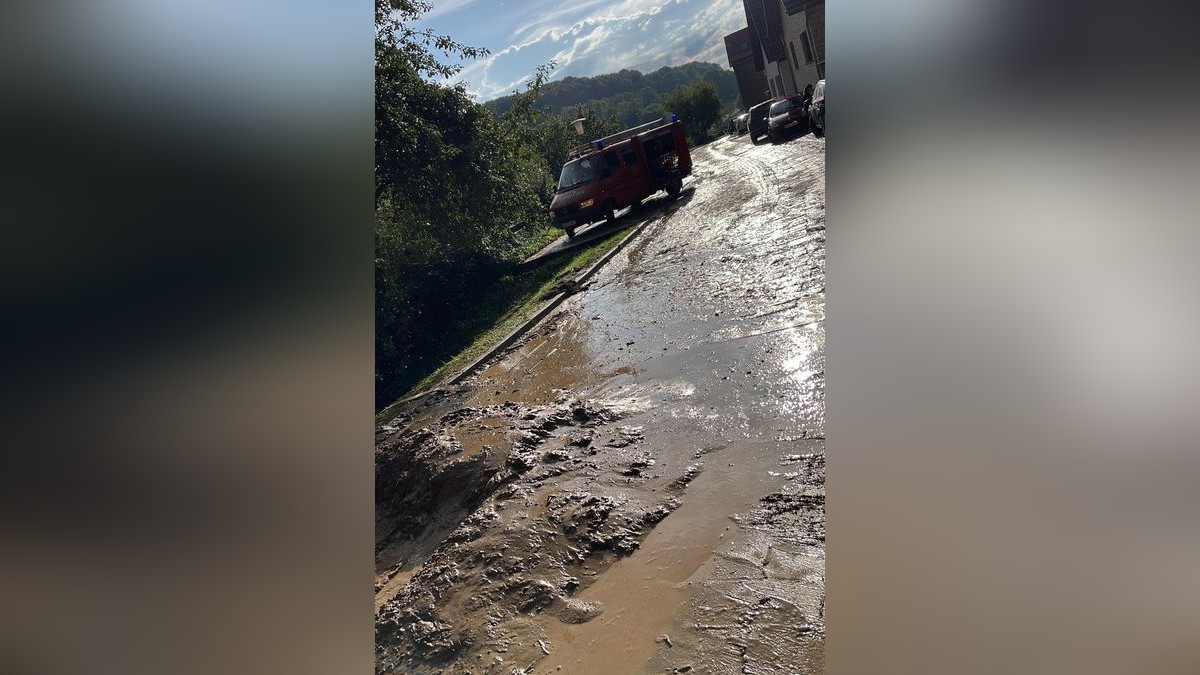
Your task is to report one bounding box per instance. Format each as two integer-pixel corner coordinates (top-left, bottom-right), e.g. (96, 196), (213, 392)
(789, 41), (800, 70)
(800, 32), (814, 64)
(775, 75), (784, 96)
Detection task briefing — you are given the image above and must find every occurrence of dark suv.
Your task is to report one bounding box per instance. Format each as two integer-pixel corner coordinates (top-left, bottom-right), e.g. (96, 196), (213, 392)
(747, 99), (773, 145)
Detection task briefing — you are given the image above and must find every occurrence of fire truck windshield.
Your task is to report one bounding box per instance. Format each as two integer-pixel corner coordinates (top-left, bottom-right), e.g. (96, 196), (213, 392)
(557, 156), (598, 191)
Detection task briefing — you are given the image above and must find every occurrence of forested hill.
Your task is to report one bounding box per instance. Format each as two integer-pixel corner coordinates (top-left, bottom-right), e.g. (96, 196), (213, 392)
(485, 62), (740, 128)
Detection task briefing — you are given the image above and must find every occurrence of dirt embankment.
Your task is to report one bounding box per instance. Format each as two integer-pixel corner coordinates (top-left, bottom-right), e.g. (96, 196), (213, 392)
(376, 390), (701, 673)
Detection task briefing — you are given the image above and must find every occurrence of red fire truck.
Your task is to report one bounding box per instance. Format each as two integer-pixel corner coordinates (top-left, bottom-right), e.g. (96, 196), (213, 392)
(550, 118), (692, 238)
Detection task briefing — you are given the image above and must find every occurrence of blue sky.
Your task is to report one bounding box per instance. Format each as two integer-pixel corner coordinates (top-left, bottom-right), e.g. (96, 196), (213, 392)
(414, 0), (746, 101)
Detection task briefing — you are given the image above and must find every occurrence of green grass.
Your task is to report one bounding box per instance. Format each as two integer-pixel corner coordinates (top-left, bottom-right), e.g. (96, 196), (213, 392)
(376, 227), (629, 423)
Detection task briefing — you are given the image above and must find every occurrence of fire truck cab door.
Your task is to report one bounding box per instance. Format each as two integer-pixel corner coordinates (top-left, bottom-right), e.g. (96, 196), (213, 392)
(599, 149), (637, 209)
(618, 146), (644, 204)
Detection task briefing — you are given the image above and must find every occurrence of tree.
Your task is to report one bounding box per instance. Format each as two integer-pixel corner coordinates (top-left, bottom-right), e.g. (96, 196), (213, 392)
(663, 79), (724, 146)
(375, 0), (486, 80)
(485, 63), (739, 123)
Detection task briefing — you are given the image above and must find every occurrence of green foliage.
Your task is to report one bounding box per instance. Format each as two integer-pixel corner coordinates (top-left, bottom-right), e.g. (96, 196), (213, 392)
(375, 1), (554, 407)
(663, 79), (724, 146)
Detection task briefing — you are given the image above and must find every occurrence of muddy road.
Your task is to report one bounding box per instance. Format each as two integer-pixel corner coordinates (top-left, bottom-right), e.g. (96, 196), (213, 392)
(376, 131), (825, 675)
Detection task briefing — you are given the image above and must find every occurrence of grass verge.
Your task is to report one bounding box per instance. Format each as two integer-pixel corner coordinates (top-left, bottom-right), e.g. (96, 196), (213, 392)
(376, 228), (629, 421)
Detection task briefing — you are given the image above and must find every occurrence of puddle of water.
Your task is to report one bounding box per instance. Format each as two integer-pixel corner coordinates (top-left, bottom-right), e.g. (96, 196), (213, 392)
(454, 416), (510, 459)
(534, 440), (791, 674)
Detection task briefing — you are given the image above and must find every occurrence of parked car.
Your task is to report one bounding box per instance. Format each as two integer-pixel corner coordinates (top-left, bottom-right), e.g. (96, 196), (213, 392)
(549, 118), (692, 238)
(748, 99), (773, 144)
(733, 112), (750, 135)
(808, 79), (825, 137)
(767, 94), (809, 143)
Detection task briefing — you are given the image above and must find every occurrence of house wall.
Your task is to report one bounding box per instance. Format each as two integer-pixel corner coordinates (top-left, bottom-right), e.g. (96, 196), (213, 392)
(746, 0), (804, 98)
(725, 27), (772, 110)
(738, 0), (824, 101)
(805, 2), (825, 79)
(781, 6), (821, 92)
(733, 61), (771, 110)
(762, 46), (798, 98)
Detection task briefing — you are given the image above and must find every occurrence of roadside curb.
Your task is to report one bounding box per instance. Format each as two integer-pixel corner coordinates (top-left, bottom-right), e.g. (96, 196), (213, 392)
(375, 214), (657, 425)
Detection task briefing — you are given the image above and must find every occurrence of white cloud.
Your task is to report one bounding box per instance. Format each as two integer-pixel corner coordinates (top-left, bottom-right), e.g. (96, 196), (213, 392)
(512, 0), (611, 43)
(447, 0), (745, 100)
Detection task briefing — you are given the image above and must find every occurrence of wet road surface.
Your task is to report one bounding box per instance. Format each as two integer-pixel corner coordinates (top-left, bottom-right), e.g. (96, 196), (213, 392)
(376, 131), (825, 674)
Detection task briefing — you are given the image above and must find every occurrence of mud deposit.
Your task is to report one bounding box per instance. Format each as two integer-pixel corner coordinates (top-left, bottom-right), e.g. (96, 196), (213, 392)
(377, 133), (825, 674)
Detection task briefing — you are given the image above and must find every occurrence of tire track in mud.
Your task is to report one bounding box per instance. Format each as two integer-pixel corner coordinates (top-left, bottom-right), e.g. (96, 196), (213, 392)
(699, 137), (784, 217)
(515, 136), (826, 673)
(631, 136), (825, 675)
(670, 136), (825, 336)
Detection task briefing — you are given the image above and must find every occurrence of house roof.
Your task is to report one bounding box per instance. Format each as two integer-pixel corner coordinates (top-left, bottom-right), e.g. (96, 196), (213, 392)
(743, 0), (787, 63)
(724, 28), (755, 68)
